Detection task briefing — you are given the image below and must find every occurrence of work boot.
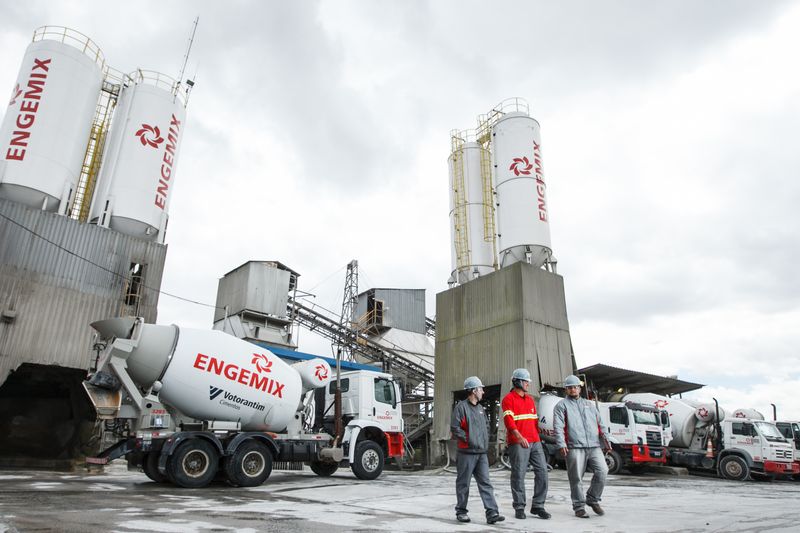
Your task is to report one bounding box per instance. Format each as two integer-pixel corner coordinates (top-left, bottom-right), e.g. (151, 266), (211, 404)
(486, 512), (505, 524)
(575, 509), (589, 518)
(530, 506), (551, 519)
(514, 509), (526, 519)
(589, 503), (605, 516)
(456, 513), (470, 523)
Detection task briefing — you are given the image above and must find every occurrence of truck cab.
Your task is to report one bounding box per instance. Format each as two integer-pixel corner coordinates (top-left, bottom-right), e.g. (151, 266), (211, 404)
(776, 421), (800, 477)
(312, 369), (405, 478)
(716, 418), (797, 480)
(599, 401), (667, 473)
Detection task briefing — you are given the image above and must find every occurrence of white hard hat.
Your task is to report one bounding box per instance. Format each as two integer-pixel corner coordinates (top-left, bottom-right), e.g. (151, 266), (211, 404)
(511, 368), (531, 382)
(564, 375), (582, 387)
(464, 376), (484, 390)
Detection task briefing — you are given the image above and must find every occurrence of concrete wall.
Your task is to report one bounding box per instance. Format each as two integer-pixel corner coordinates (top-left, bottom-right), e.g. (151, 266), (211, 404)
(433, 262), (575, 458)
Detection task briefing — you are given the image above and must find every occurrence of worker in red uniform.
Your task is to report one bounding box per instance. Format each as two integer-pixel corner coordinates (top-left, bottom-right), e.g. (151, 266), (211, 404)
(501, 368), (550, 520)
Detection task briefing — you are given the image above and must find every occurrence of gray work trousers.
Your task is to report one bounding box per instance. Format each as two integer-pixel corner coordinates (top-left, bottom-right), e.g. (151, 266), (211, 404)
(455, 452), (499, 516)
(565, 447), (608, 511)
(507, 441), (548, 510)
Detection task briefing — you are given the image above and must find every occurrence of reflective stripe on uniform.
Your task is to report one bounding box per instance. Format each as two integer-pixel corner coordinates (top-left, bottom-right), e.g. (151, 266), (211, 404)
(512, 414), (538, 420)
(502, 410), (515, 417)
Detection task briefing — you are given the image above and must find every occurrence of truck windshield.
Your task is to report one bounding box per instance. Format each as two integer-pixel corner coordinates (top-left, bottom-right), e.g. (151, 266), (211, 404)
(754, 421), (788, 441)
(632, 410), (659, 425)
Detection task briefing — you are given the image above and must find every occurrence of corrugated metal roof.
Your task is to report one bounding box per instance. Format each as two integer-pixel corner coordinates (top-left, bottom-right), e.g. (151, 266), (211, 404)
(577, 363), (704, 396)
(0, 198), (166, 385)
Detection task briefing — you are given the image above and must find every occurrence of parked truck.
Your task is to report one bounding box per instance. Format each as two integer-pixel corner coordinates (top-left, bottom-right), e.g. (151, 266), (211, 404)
(83, 317), (404, 488)
(624, 393), (798, 480)
(775, 420), (800, 479)
(536, 393), (669, 474)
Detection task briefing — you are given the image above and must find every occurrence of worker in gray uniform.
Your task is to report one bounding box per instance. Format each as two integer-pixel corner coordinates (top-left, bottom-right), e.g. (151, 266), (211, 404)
(450, 376), (505, 525)
(553, 374), (610, 518)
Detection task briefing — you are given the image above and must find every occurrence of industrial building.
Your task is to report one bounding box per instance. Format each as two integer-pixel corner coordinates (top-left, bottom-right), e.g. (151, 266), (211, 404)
(0, 25), (580, 471)
(0, 26), (190, 466)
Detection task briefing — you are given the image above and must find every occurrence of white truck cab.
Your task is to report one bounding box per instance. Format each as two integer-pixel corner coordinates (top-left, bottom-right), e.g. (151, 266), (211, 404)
(313, 369), (405, 478)
(598, 401), (668, 473)
(715, 418), (797, 480)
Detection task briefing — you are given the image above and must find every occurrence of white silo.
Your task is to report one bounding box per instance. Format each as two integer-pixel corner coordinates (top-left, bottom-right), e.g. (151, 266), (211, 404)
(89, 70), (188, 242)
(0, 27), (104, 214)
(448, 131), (496, 284)
(492, 105), (552, 268)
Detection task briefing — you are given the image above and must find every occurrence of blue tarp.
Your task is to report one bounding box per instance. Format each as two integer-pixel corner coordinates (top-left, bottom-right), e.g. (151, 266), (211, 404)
(253, 342), (379, 372)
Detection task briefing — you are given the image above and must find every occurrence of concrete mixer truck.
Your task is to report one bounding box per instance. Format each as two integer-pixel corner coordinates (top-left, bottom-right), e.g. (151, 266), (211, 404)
(624, 393), (798, 480)
(536, 393), (669, 474)
(82, 317), (404, 488)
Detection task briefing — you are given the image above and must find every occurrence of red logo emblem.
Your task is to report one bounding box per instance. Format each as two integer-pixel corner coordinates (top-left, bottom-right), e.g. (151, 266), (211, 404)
(697, 407), (709, 418)
(654, 400), (669, 409)
(251, 353), (273, 373)
(734, 412), (746, 418)
(509, 156), (533, 176)
(8, 83), (22, 106)
(135, 124), (164, 148)
(314, 364), (329, 381)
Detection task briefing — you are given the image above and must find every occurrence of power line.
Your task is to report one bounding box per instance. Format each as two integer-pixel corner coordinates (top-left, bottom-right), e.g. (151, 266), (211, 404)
(0, 210), (222, 310)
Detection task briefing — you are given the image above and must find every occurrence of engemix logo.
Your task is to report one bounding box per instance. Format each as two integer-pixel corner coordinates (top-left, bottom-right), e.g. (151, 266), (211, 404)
(509, 156), (533, 176)
(8, 83), (22, 106)
(135, 124), (164, 148)
(193, 351), (285, 398)
(314, 364), (329, 381)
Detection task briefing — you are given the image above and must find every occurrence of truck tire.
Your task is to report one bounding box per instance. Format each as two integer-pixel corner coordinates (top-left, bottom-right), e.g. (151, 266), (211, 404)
(605, 450), (622, 475)
(224, 440), (273, 487)
(351, 440), (384, 480)
(167, 438), (219, 488)
(310, 461), (339, 477)
(719, 455), (749, 481)
(143, 452), (168, 483)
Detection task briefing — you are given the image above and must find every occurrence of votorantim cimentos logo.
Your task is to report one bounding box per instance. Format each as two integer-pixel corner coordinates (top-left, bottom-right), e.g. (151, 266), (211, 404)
(209, 385), (265, 412)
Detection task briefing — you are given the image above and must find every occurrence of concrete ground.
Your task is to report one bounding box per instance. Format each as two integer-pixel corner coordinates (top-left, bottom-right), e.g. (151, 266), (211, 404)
(1, 463), (799, 533)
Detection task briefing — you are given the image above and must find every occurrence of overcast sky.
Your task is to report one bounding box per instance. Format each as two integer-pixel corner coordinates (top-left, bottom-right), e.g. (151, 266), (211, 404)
(2, 1), (799, 419)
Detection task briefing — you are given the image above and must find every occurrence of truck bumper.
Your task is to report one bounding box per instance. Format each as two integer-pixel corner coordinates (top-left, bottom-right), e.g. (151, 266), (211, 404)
(763, 460), (800, 474)
(631, 445), (667, 464)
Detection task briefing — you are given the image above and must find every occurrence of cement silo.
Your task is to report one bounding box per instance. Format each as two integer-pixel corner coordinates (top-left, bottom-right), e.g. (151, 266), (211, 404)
(89, 70), (188, 243)
(448, 131), (495, 285)
(492, 107), (552, 268)
(0, 27), (104, 215)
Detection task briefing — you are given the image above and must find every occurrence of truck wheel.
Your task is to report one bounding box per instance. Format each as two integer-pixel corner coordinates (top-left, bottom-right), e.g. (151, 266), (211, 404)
(719, 455), (749, 481)
(143, 452), (168, 483)
(351, 440), (384, 480)
(167, 438), (219, 488)
(605, 450), (622, 475)
(310, 461), (339, 476)
(224, 440), (273, 487)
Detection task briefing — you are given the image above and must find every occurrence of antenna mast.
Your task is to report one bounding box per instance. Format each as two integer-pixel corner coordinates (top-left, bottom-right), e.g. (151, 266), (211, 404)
(178, 16), (199, 86)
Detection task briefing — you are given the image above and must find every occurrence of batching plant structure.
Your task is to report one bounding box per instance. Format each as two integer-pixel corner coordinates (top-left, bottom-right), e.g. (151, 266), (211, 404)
(435, 98), (574, 465)
(0, 26), (192, 468)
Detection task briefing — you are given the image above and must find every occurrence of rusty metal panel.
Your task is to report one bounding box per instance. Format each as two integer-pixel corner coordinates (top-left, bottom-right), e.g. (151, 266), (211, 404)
(0, 198), (166, 386)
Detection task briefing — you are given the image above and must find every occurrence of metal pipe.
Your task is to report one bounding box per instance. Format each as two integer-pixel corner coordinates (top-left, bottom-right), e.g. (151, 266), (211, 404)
(770, 403), (777, 421)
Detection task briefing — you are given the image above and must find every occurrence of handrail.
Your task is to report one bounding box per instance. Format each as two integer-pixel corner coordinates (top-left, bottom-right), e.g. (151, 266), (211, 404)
(32, 26), (105, 69)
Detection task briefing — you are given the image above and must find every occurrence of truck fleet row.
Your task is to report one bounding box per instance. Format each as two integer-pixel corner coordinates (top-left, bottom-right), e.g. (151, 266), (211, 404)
(81, 315), (797, 486)
(535, 390), (798, 481)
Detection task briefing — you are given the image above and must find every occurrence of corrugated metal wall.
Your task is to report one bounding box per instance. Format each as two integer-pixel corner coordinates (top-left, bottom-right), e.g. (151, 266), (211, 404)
(354, 288), (426, 334)
(433, 262), (575, 447)
(0, 198), (166, 385)
(213, 261), (290, 323)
